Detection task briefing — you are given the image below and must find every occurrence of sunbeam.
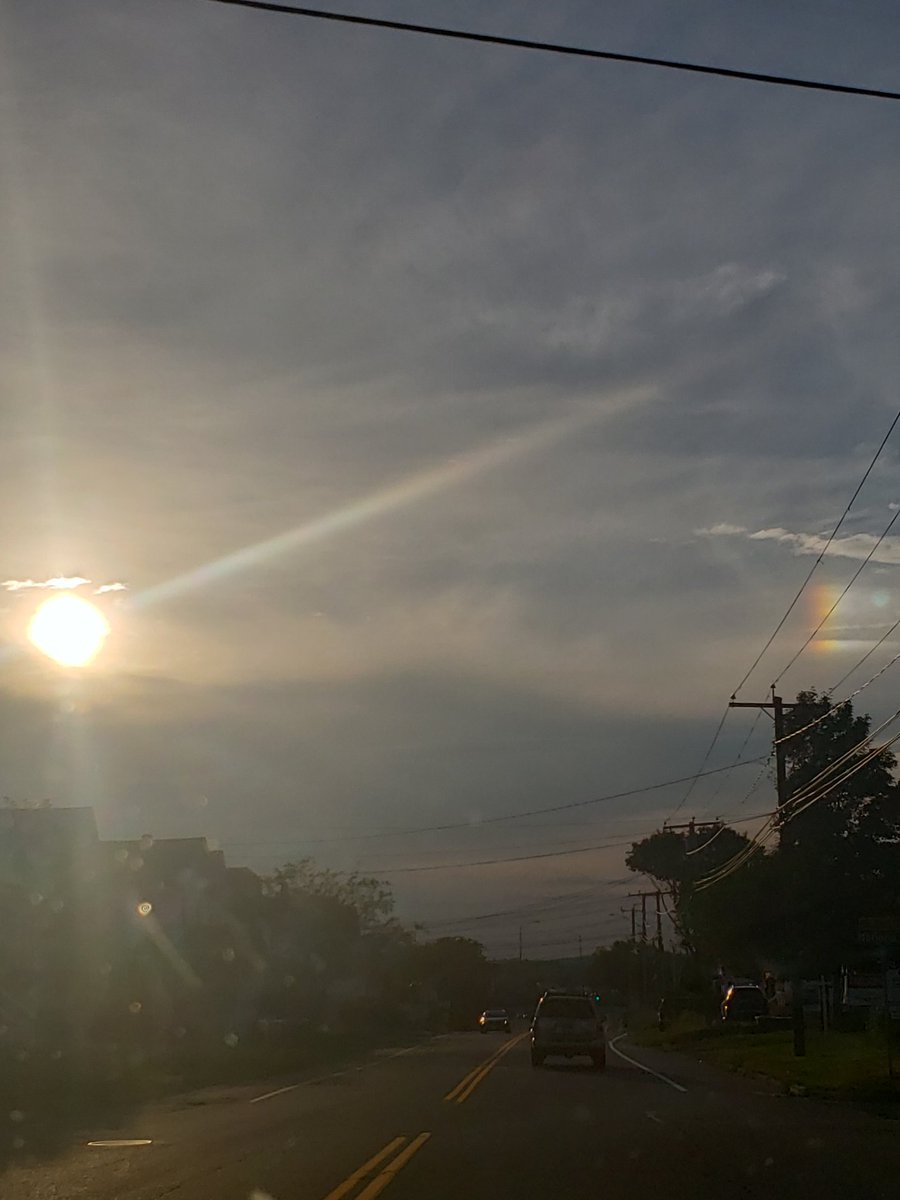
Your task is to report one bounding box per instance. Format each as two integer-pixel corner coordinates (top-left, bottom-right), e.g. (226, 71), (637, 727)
(133, 396), (645, 609)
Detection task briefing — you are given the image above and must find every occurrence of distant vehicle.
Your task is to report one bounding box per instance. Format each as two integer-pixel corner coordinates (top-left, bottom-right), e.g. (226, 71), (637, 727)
(530, 992), (606, 1069)
(721, 984), (768, 1023)
(478, 1008), (511, 1033)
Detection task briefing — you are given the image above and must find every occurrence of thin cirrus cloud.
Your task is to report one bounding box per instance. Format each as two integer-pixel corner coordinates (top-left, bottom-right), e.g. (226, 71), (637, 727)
(697, 524), (900, 566)
(2, 577), (127, 594)
(4, 0), (900, 934)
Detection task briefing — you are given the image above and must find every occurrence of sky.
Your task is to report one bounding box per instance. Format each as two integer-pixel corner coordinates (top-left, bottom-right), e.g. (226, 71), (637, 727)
(2, 0), (900, 958)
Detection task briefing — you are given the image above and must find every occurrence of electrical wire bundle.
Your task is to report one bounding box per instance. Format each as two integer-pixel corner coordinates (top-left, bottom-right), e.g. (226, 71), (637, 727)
(692, 706), (900, 892)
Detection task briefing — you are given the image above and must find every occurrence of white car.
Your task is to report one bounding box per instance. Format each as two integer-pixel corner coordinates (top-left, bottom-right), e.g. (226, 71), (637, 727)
(530, 993), (606, 1069)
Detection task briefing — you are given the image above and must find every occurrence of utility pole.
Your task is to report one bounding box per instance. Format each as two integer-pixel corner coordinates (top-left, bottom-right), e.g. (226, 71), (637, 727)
(578, 933), (584, 960)
(621, 904), (637, 942)
(665, 818), (721, 849)
(728, 689), (799, 817)
(621, 905), (639, 1015)
(729, 689), (806, 1057)
(628, 889), (672, 1007)
(628, 889), (671, 943)
(518, 924), (523, 963)
(655, 891), (663, 952)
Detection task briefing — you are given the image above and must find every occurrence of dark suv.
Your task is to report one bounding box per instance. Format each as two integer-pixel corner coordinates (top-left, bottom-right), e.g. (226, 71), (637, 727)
(721, 984), (768, 1023)
(531, 992), (606, 1069)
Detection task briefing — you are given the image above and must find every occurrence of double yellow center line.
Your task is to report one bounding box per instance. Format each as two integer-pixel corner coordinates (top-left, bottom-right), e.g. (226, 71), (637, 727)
(323, 1133), (431, 1200)
(317, 1034), (526, 1200)
(444, 1031), (527, 1104)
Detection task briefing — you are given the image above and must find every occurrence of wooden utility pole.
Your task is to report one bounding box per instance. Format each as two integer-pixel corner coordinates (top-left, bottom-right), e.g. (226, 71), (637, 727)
(628, 890), (670, 948)
(655, 891), (663, 951)
(665, 818), (721, 849)
(622, 904), (637, 942)
(628, 889), (671, 1005)
(729, 689), (806, 1056)
(728, 690), (799, 818)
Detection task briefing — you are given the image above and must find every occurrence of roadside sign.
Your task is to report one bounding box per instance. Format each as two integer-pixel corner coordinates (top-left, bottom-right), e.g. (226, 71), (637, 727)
(844, 969), (900, 1019)
(858, 916), (900, 946)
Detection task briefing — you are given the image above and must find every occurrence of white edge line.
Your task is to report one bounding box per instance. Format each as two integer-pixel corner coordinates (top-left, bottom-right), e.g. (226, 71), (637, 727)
(87, 1139), (154, 1148)
(250, 1082), (301, 1104)
(609, 1034), (687, 1093)
(249, 1039), (435, 1103)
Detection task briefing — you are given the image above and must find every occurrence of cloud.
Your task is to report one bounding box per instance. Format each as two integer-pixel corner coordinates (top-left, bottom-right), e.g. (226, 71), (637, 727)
(697, 524), (900, 567)
(696, 523), (749, 537)
(2, 576), (91, 592)
(2, 577), (127, 594)
(748, 527), (900, 565)
(669, 263), (786, 318)
(4, 0), (900, 934)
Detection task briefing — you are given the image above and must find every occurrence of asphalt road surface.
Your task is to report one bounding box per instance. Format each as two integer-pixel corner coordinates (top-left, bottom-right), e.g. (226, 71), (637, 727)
(4, 1028), (898, 1199)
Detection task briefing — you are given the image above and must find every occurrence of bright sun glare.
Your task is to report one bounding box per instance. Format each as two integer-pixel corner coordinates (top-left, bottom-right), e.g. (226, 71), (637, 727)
(28, 593), (110, 667)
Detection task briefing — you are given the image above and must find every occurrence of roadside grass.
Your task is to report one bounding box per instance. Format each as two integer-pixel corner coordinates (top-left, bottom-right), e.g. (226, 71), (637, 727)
(1, 1025), (431, 1130)
(0, 1026), (434, 1166)
(630, 1011), (710, 1048)
(152, 1028), (411, 1096)
(631, 1015), (900, 1105)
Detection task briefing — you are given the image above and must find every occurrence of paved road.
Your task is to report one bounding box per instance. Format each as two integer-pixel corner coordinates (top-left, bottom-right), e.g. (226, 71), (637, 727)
(4, 1029), (898, 1198)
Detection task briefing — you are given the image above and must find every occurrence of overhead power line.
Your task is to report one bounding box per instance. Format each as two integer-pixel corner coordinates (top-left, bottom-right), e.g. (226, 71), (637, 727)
(775, 651), (900, 746)
(209, 1), (900, 103)
(684, 822), (729, 858)
(699, 733), (898, 892)
(737, 754), (775, 808)
(495, 924), (621, 956)
(694, 716), (900, 891)
(370, 834), (638, 874)
(220, 755), (767, 855)
(682, 406), (900, 831)
(780, 730), (900, 827)
(430, 900), (621, 936)
(420, 885), (622, 931)
(699, 710), (764, 816)
(784, 705), (900, 804)
(368, 808), (775, 875)
(668, 706), (731, 820)
(772, 506), (900, 685)
(831, 613), (900, 692)
(693, 823), (775, 891)
(368, 755), (767, 841)
(731, 404), (900, 697)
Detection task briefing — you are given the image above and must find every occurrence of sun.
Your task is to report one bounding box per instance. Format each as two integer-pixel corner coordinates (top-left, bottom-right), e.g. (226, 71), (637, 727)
(28, 593), (110, 666)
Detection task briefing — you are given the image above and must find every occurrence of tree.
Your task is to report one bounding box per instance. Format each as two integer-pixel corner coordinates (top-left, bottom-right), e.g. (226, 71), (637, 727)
(586, 939), (639, 999)
(257, 860), (399, 1022)
(410, 937), (490, 1029)
(627, 691), (900, 977)
(263, 860), (395, 931)
(781, 690), (899, 849)
(778, 690), (900, 970)
(626, 823), (760, 955)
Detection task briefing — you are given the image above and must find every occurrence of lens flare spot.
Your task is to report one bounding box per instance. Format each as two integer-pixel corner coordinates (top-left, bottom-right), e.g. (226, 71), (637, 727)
(28, 593), (109, 666)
